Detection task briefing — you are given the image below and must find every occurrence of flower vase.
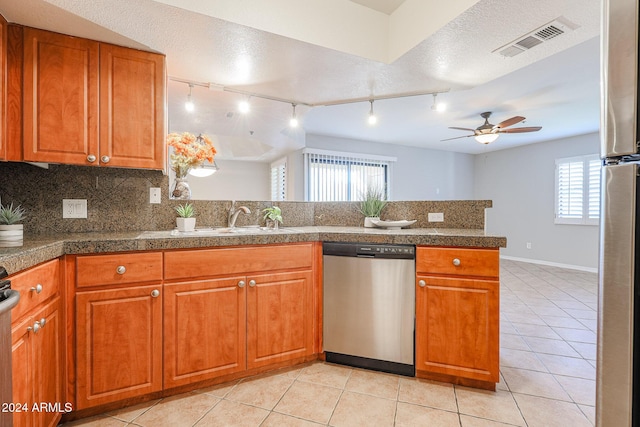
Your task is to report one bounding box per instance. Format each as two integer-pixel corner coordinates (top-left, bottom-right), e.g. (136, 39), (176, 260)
(172, 176), (191, 200)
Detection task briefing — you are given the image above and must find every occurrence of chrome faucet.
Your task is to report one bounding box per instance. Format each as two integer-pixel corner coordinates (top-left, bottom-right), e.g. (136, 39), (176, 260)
(227, 200), (251, 228)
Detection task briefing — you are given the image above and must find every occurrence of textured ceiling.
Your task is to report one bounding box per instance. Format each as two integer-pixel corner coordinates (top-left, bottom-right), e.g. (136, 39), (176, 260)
(0, 0), (601, 161)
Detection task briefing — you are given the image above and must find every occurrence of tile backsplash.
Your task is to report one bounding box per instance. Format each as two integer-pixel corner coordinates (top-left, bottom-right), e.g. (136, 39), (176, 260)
(1, 162), (490, 233)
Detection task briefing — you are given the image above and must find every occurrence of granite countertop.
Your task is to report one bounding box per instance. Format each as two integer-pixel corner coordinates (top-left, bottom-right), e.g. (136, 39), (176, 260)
(0, 226), (507, 275)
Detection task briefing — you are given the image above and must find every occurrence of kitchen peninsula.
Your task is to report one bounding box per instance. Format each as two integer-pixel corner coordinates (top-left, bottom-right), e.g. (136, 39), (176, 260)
(1, 221), (505, 423)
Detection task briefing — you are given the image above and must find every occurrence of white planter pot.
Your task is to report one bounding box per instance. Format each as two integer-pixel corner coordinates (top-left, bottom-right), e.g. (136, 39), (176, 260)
(363, 217), (379, 228)
(0, 224), (24, 246)
(176, 217), (196, 232)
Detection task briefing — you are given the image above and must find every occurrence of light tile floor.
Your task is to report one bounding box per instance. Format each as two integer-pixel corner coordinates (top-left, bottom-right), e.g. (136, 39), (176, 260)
(60, 259), (598, 427)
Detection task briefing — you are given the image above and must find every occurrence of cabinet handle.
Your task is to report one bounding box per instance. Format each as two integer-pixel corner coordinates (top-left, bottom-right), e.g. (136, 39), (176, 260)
(27, 321), (41, 334)
(249, 280), (256, 287)
(30, 284), (43, 294)
(39, 318), (46, 328)
(151, 289), (160, 298)
(238, 280), (246, 288)
(116, 265), (126, 275)
(101, 155), (110, 163)
(418, 280), (426, 288)
(452, 258), (461, 267)
(87, 154), (97, 163)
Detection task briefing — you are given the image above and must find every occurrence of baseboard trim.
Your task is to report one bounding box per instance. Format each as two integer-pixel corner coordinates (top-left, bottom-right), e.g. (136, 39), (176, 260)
(500, 255), (598, 273)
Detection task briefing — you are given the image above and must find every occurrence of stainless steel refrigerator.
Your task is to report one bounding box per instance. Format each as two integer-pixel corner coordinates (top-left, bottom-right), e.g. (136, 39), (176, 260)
(598, 0), (640, 425)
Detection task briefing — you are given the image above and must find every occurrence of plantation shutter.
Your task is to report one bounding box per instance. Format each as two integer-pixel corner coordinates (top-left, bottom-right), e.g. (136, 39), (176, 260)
(270, 158), (286, 201)
(555, 154), (600, 225)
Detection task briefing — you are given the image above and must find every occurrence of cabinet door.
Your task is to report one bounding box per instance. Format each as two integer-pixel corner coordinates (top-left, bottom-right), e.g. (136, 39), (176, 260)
(76, 285), (162, 409)
(415, 275), (499, 383)
(246, 270), (314, 369)
(11, 315), (34, 427)
(99, 43), (165, 169)
(163, 277), (246, 389)
(23, 28), (99, 165)
(33, 297), (64, 427)
(0, 14), (6, 159)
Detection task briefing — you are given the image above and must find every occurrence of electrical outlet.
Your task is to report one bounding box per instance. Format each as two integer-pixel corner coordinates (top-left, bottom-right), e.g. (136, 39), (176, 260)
(150, 187), (161, 204)
(62, 199), (87, 218)
(428, 212), (444, 222)
(526, 242), (532, 249)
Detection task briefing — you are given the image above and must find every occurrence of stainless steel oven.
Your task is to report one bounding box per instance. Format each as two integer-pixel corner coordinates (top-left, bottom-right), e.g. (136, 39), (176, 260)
(0, 267), (19, 427)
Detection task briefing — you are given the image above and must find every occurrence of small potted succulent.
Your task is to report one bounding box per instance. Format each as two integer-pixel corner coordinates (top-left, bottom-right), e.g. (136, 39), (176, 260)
(175, 203), (196, 232)
(359, 187), (387, 227)
(0, 202), (26, 244)
(262, 206), (283, 230)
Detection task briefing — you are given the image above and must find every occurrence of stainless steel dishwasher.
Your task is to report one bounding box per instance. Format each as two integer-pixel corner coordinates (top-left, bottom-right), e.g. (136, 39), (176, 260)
(323, 242), (415, 376)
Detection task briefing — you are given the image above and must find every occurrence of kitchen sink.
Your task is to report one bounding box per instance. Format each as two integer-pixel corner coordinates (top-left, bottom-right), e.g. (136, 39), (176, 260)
(137, 226), (300, 238)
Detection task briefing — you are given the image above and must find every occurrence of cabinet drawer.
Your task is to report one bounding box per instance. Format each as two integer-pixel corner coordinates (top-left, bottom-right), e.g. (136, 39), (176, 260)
(10, 259), (60, 322)
(164, 243), (313, 280)
(417, 247), (499, 278)
(76, 252), (162, 288)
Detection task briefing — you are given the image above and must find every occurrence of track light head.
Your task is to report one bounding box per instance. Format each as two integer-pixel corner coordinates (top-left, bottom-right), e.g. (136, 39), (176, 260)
(368, 100), (377, 125)
(289, 104), (299, 127)
(184, 84), (195, 112)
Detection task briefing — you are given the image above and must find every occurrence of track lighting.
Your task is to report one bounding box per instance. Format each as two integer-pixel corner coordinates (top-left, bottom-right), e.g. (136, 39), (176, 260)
(238, 97), (251, 114)
(431, 93), (446, 112)
(184, 84), (195, 112)
(289, 104), (299, 128)
(368, 100), (377, 125)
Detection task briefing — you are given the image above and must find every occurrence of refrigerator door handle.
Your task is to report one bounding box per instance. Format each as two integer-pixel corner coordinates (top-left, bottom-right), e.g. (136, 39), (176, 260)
(601, 0), (639, 158)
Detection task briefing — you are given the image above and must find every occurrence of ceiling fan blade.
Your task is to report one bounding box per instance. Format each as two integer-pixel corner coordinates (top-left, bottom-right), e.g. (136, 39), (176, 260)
(494, 116), (525, 129)
(448, 127), (477, 132)
(498, 126), (542, 134)
(441, 134), (475, 141)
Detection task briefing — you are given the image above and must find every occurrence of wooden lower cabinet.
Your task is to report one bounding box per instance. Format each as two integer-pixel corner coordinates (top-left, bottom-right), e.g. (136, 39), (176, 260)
(246, 270), (314, 369)
(11, 296), (64, 427)
(163, 277), (247, 389)
(415, 275), (499, 384)
(75, 285), (163, 409)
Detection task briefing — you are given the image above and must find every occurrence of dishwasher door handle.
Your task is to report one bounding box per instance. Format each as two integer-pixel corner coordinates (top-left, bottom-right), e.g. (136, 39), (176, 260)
(356, 254), (375, 258)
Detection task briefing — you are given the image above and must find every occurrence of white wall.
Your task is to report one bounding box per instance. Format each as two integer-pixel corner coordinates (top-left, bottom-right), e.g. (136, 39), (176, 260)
(299, 134), (476, 201)
(474, 132), (600, 270)
(187, 159), (270, 200)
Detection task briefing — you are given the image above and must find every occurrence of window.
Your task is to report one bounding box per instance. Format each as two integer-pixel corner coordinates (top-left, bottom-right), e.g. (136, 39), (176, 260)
(270, 158), (287, 201)
(555, 154), (601, 225)
(303, 149), (395, 201)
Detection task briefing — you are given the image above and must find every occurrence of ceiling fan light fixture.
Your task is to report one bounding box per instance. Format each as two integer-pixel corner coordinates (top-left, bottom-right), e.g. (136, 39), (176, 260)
(475, 133), (500, 144)
(189, 160), (219, 177)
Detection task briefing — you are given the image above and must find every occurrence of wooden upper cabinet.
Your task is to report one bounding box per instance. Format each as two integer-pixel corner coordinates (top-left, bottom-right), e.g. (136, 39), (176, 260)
(23, 28), (99, 165)
(0, 14), (7, 160)
(21, 27), (165, 169)
(99, 44), (165, 169)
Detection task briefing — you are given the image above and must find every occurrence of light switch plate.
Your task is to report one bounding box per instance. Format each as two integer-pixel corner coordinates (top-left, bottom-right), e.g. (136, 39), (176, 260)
(428, 212), (444, 222)
(63, 199), (87, 218)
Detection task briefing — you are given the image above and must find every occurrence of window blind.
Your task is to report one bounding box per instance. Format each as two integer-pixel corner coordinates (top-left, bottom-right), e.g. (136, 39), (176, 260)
(303, 149), (394, 202)
(555, 154), (600, 225)
(270, 158), (286, 201)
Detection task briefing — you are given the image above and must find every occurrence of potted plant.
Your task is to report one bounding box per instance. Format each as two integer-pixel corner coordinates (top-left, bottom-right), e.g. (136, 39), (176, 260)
(262, 206), (283, 230)
(0, 202), (26, 245)
(175, 203), (196, 232)
(359, 187), (387, 227)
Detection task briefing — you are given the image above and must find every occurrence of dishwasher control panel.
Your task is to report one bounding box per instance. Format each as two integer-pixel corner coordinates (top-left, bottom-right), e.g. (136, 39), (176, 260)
(323, 242), (415, 259)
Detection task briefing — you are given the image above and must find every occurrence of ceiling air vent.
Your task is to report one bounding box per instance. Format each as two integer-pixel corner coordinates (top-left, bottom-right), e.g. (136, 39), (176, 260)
(494, 17), (579, 58)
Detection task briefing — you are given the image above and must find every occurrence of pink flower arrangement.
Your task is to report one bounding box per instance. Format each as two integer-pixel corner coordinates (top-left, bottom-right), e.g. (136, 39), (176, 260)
(167, 132), (217, 177)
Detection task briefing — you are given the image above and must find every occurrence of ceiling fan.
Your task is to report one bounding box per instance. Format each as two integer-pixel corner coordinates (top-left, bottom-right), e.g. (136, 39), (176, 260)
(443, 112), (542, 144)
